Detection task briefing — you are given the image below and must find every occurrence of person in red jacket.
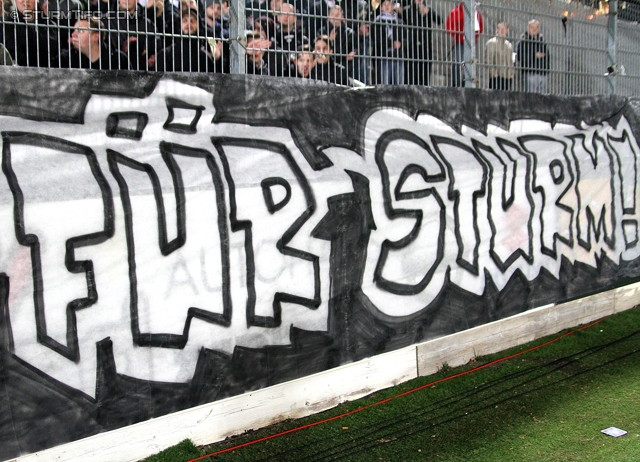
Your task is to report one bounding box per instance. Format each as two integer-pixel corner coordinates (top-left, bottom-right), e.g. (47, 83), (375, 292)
(446, 1), (483, 86)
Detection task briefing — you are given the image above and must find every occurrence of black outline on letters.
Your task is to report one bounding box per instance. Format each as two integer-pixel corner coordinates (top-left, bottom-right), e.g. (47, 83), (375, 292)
(374, 129), (446, 295)
(568, 133), (616, 251)
(213, 138), (321, 328)
(1, 132), (114, 362)
(261, 177), (292, 214)
(163, 97), (205, 134)
(519, 135), (575, 259)
(486, 138), (535, 271)
(105, 112), (149, 140)
(607, 130), (639, 249)
(431, 135), (488, 275)
(107, 142), (232, 349)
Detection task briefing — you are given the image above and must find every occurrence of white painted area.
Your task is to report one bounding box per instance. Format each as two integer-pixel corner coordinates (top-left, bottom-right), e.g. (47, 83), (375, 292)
(10, 284), (638, 462)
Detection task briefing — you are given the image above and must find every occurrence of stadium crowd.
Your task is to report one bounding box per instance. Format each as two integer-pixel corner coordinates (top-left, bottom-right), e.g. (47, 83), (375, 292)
(0, 0), (550, 90)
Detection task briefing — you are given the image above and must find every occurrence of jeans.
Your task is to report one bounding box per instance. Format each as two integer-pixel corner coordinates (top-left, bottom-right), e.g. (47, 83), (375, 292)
(376, 59), (404, 85)
(524, 73), (548, 93)
(451, 42), (464, 87)
(354, 37), (371, 85)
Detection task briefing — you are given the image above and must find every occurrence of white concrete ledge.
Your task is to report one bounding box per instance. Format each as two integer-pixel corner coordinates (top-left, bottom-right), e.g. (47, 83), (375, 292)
(10, 283), (639, 462)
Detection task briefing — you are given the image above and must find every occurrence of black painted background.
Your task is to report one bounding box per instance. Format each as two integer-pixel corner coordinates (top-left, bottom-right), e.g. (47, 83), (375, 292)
(0, 68), (639, 459)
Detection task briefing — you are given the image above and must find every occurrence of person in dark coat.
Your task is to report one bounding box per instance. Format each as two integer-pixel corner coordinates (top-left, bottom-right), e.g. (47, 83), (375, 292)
(106, 0), (158, 70)
(318, 5), (355, 82)
(403, 0), (440, 85)
(273, 2), (308, 56)
(287, 43), (315, 78)
(245, 30), (276, 75)
(516, 19), (549, 93)
(311, 34), (349, 85)
(202, 0), (229, 39)
(372, 0), (404, 85)
(58, 17), (130, 69)
(0, 0), (59, 67)
(144, 0), (175, 47)
(154, 8), (223, 72)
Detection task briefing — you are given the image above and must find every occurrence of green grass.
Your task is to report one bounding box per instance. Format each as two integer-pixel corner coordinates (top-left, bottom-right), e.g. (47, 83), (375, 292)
(144, 306), (640, 461)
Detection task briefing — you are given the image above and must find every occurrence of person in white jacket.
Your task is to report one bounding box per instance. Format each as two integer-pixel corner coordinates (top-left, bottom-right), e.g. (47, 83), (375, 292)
(484, 20), (514, 90)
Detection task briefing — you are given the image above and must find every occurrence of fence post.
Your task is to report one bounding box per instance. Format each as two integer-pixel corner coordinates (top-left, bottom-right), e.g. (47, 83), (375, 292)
(463, 0), (476, 88)
(229, 0), (246, 74)
(607, 0), (618, 95)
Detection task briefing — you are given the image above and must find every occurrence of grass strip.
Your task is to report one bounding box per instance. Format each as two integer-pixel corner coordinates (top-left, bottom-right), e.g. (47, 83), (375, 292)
(145, 306), (640, 462)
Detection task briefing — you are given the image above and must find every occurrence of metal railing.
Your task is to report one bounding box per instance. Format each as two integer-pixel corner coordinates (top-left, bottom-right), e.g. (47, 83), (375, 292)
(0, 0), (638, 96)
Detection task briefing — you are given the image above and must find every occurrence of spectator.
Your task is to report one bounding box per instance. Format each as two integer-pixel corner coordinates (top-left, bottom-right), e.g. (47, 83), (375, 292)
(274, 2), (309, 56)
(484, 20), (514, 90)
(254, 15), (276, 41)
(202, 0), (229, 39)
(516, 19), (549, 93)
(107, 0), (158, 70)
(372, 0), (404, 85)
(0, 0), (59, 67)
(311, 34), (332, 82)
(245, 30), (275, 75)
(445, 0), (483, 87)
(59, 17), (130, 70)
(267, 0), (283, 23)
(163, 0), (182, 23)
(311, 34), (349, 85)
(403, 0), (441, 86)
(154, 8), (223, 72)
(289, 44), (315, 78)
(254, 17), (293, 74)
(143, 0), (180, 56)
(319, 5), (356, 81)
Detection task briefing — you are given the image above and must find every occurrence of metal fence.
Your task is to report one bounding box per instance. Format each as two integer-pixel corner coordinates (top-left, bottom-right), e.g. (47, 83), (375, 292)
(0, 0), (638, 96)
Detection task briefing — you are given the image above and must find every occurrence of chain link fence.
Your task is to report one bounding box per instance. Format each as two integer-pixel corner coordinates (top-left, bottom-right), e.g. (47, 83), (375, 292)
(0, 0), (638, 95)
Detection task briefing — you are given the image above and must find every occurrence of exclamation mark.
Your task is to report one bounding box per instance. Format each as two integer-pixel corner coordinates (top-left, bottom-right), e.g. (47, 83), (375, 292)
(608, 130), (639, 249)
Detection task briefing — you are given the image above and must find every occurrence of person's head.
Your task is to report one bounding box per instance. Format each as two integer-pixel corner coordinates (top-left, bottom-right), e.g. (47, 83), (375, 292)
(246, 31), (270, 64)
(496, 21), (508, 37)
(380, 0), (394, 14)
(181, 9), (199, 34)
(147, 0), (164, 17)
(205, 0), (221, 21)
(328, 5), (344, 27)
(269, 0), (281, 13)
(14, 0), (37, 15)
(296, 45), (315, 77)
(528, 19), (540, 37)
(71, 18), (104, 57)
(314, 35), (332, 65)
(118, 0), (136, 12)
(277, 3), (296, 31)
(254, 16), (275, 39)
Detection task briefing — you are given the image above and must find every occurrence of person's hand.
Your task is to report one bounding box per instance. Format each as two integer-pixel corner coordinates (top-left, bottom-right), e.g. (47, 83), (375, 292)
(347, 50), (355, 61)
(147, 54), (156, 69)
(122, 36), (137, 54)
(393, 40), (401, 49)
